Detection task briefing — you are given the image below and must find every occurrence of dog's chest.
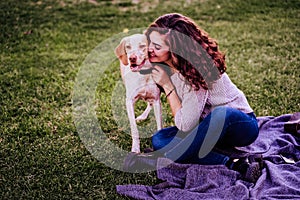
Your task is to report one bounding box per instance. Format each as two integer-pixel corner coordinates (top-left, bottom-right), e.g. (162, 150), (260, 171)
(124, 72), (160, 102)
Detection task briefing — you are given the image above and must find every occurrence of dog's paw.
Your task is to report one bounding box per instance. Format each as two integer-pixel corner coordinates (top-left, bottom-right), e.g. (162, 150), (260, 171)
(131, 148), (141, 153)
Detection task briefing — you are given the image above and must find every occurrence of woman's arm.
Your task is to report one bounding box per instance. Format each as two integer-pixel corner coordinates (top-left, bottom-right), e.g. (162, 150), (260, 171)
(174, 86), (208, 132)
(164, 81), (182, 117)
(151, 65), (182, 116)
(151, 65), (208, 132)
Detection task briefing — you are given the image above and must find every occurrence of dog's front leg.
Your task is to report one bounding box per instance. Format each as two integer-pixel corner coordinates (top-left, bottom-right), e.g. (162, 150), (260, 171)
(126, 99), (140, 153)
(153, 99), (163, 130)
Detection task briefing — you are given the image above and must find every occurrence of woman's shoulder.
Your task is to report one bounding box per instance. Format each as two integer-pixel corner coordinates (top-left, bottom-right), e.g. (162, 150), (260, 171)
(171, 73), (192, 89)
(211, 72), (235, 88)
(210, 72), (244, 98)
(171, 72), (207, 96)
(170, 72), (184, 85)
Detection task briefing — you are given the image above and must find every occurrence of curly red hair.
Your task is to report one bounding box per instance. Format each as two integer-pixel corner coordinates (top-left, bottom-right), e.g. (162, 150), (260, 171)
(145, 13), (226, 90)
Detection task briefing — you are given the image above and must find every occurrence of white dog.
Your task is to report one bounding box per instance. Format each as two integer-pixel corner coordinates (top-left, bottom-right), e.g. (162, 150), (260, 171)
(115, 34), (162, 153)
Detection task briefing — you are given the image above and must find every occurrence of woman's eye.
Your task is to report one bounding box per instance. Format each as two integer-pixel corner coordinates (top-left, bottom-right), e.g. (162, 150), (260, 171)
(155, 45), (161, 50)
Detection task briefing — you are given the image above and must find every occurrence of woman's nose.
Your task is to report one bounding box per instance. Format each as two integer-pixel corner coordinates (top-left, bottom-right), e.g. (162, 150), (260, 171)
(148, 47), (153, 53)
(148, 43), (154, 52)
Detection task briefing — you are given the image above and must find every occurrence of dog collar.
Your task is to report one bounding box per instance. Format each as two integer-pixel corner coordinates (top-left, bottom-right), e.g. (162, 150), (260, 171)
(139, 68), (153, 75)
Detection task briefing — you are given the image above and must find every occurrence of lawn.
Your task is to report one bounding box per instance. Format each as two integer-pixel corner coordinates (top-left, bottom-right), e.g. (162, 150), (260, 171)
(0, 0), (299, 199)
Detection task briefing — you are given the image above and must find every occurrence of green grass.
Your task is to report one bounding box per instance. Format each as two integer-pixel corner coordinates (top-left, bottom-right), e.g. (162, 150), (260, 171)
(1, 0), (299, 199)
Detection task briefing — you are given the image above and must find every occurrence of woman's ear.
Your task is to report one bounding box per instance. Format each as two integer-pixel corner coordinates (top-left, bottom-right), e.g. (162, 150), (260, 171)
(114, 37), (129, 65)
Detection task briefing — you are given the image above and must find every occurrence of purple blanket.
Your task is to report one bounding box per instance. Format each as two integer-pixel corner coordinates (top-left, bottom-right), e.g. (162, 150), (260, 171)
(117, 114), (300, 199)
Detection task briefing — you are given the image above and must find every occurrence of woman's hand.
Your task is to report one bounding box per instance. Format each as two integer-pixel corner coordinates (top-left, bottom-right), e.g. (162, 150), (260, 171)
(151, 65), (174, 93)
(152, 64), (182, 117)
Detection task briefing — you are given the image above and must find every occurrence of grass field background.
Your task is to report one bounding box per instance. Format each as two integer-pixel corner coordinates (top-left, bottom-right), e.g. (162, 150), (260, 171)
(1, 0), (299, 199)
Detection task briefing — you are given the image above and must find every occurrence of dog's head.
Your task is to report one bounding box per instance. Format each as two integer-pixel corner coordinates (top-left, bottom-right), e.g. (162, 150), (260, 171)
(115, 34), (149, 72)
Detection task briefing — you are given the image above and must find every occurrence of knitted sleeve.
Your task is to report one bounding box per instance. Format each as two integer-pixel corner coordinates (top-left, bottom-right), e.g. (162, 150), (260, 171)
(170, 72), (253, 132)
(171, 74), (208, 132)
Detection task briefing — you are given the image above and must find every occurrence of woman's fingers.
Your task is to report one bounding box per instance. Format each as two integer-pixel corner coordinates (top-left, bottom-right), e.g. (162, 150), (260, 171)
(151, 65), (171, 88)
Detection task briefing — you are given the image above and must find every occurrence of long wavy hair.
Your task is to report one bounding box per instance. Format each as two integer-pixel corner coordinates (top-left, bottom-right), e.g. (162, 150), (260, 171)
(145, 13), (226, 90)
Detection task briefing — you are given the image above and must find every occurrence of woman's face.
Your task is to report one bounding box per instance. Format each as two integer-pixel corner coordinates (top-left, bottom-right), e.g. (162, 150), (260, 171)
(148, 31), (171, 63)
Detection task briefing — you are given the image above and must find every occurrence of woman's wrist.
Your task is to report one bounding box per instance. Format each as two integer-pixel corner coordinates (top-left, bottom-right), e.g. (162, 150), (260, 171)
(163, 82), (174, 91)
(166, 88), (175, 97)
(163, 83), (175, 95)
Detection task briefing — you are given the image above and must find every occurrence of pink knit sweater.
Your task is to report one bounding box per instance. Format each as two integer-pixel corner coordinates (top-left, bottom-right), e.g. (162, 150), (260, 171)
(170, 72), (253, 132)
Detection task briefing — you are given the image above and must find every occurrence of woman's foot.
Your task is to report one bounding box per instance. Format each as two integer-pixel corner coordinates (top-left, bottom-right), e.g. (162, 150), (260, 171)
(248, 154), (265, 169)
(123, 152), (158, 172)
(233, 158), (262, 183)
(227, 155), (264, 183)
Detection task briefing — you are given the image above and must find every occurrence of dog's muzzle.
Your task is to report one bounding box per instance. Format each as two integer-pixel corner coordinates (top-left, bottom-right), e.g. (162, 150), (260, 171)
(130, 59), (146, 72)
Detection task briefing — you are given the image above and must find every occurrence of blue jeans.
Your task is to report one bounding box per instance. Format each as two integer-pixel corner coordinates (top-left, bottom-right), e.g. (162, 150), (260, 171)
(152, 106), (259, 165)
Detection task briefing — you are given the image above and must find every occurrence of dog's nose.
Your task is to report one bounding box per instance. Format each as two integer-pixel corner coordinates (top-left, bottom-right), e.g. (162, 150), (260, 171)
(129, 55), (137, 62)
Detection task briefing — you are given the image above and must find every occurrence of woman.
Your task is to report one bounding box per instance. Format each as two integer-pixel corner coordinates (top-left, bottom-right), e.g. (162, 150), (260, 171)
(124, 13), (263, 183)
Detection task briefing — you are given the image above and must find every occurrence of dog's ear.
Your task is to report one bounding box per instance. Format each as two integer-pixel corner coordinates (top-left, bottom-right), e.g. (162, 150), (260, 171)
(115, 37), (128, 65)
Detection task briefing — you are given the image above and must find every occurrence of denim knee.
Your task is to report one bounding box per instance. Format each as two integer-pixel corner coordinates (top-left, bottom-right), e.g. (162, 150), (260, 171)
(152, 126), (178, 151)
(152, 130), (164, 150)
(212, 106), (259, 147)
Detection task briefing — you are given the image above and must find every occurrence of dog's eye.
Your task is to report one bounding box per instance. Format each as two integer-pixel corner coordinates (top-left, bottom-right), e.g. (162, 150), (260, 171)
(139, 44), (146, 49)
(125, 45), (131, 50)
